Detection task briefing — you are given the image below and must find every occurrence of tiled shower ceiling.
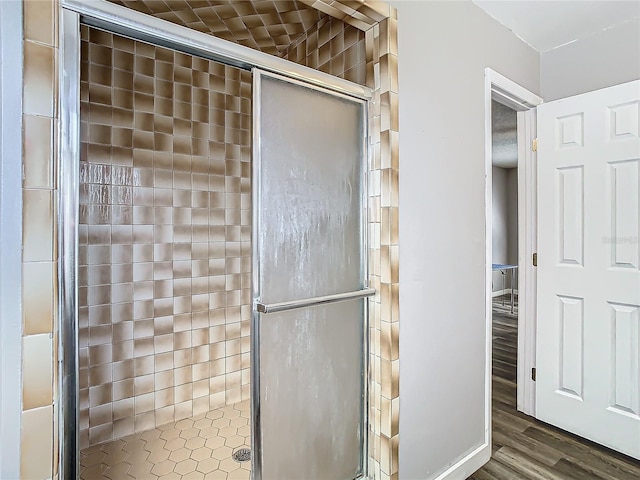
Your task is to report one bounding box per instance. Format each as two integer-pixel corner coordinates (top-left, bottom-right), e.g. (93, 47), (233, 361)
(109, 0), (326, 56)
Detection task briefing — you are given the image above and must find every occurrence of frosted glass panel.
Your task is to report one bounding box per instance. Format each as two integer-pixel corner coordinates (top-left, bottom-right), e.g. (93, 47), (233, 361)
(259, 300), (364, 480)
(257, 75), (365, 303)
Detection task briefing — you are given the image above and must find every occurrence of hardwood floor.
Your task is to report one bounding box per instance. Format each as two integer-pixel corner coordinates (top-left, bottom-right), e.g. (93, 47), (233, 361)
(469, 301), (640, 480)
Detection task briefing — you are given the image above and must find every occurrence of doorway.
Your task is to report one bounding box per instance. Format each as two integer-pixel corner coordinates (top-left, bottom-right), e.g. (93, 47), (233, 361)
(59, 3), (373, 479)
(483, 69), (542, 423)
(490, 99), (520, 403)
(481, 71), (640, 475)
(476, 81), (640, 475)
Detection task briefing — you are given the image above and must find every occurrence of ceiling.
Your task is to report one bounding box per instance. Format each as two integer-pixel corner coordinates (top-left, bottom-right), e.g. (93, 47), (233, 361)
(472, 0), (640, 53)
(109, 0), (325, 56)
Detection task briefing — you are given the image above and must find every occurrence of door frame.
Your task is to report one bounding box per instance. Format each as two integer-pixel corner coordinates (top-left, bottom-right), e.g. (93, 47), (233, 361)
(484, 68), (543, 418)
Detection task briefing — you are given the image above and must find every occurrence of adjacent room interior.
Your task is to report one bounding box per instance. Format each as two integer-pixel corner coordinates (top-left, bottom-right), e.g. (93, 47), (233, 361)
(491, 100), (519, 319)
(490, 98), (519, 392)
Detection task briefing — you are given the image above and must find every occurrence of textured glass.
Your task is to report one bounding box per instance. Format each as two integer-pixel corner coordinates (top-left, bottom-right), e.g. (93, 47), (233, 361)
(258, 75), (365, 303)
(259, 300), (364, 480)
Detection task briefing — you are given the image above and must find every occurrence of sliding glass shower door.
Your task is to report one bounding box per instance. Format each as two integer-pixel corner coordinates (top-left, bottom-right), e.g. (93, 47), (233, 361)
(252, 70), (371, 480)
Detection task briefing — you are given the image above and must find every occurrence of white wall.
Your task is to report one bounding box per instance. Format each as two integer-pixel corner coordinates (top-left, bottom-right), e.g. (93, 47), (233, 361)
(391, 1), (539, 478)
(492, 168), (518, 266)
(540, 17), (640, 101)
(491, 166), (508, 263)
(506, 167), (518, 265)
(0, 1), (23, 478)
(492, 166), (518, 292)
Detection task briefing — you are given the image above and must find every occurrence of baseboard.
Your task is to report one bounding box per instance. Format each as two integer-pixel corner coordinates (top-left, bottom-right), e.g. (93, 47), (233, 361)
(491, 289), (519, 298)
(433, 443), (491, 480)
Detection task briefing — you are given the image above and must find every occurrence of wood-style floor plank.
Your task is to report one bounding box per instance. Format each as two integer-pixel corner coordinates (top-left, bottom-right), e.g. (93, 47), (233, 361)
(468, 302), (640, 479)
(491, 429), (564, 468)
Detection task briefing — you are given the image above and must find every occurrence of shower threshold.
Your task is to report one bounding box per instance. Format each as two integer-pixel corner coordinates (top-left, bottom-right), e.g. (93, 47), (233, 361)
(80, 401), (251, 480)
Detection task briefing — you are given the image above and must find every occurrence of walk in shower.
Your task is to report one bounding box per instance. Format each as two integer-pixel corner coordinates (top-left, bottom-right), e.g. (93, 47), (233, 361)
(59, 1), (374, 479)
(77, 26), (253, 479)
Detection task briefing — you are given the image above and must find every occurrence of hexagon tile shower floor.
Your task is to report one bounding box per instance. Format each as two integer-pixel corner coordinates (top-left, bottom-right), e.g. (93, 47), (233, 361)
(79, 401), (251, 480)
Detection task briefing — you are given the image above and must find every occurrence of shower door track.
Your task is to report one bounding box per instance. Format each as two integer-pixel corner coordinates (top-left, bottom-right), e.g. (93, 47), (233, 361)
(58, 2), (374, 480)
(60, 0), (372, 101)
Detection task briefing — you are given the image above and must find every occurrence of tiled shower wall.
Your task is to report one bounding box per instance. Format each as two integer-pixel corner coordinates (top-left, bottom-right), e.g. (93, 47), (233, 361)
(363, 14), (400, 480)
(78, 26), (252, 448)
(20, 1), (59, 478)
(280, 16), (366, 85)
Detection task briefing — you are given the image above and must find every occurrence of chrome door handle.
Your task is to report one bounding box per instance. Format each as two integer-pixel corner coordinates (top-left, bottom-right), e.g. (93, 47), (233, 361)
(254, 288), (376, 314)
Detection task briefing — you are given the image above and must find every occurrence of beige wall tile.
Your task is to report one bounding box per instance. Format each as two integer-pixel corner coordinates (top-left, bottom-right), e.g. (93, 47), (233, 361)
(391, 359), (399, 399)
(21, 405), (53, 480)
(23, 114), (54, 188)
(23, 188), (54, 262)
(380, 320), (391, 361)
(391, 397), (399, 437)
(380, 433), (390, 474)
(23, 0), (56, 46)
(390, 319), (399, 361)
(390, 433), (399, 475)
(390, 245), (399, 283)
(23, 40), (55, 117)
(22, 261), (54, 335)
(23, 334), (54, 410)
(380, 396), (391, 438)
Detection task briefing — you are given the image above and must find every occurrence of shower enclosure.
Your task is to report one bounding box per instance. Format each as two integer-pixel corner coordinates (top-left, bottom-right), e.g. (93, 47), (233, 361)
(59, 1), (373, 479)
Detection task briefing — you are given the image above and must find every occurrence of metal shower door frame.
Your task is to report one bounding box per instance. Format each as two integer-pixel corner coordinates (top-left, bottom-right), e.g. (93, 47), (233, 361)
(251, 68), (372, 480)
(58, 2), (373, 479)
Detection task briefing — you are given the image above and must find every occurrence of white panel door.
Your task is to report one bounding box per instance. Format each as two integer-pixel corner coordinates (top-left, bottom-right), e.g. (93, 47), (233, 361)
(537, 80), (640, 459)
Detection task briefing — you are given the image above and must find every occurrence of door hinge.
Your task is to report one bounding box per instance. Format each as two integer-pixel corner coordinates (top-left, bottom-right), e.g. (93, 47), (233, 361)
(532, 138), (538, 152)
(531, 367), (536, 381)
(532, 253), (538, 266)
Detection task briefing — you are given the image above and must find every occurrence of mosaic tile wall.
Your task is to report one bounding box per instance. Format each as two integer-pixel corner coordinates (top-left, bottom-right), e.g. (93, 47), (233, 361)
(78, 26), (252, 449)
(279, 15), (366, 85)
(108, 0), (324, 57)
(20, 0), (59, 478)
(365, 14), (400, 480)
